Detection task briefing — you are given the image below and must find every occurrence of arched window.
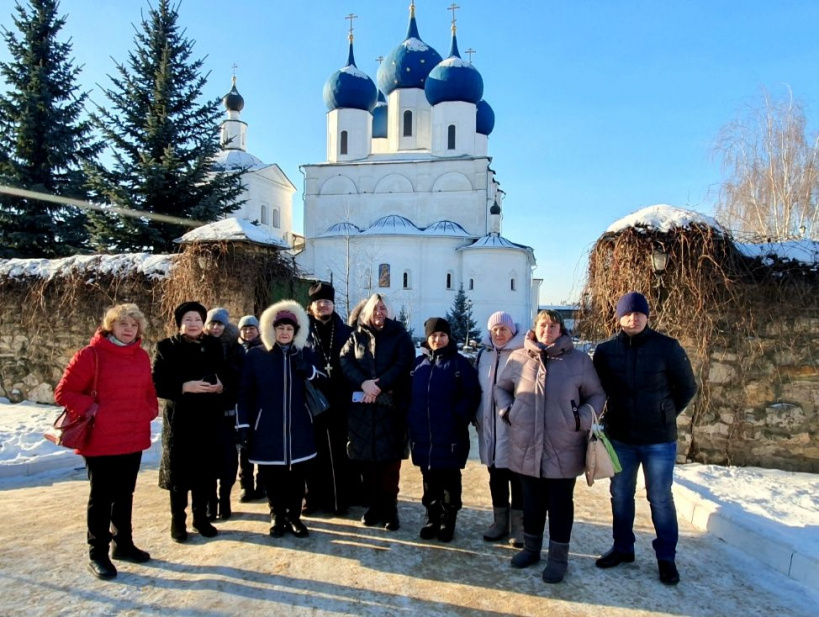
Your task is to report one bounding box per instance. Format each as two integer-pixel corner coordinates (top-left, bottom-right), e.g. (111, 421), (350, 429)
(403, 110), (413, 137)
(447, 124), (456, 150)
(511, 278), (516, 291)
(446, 272), (453, 289)
(403, 270), (411, 289)
(340, 130), (348, 155)
(272, 208), (280, 229)
(469, 278), (474, 291)
(260, 204), (268, 225)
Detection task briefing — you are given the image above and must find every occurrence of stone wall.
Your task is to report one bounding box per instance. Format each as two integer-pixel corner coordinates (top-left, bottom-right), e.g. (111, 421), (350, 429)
(678, 315), (819, 472)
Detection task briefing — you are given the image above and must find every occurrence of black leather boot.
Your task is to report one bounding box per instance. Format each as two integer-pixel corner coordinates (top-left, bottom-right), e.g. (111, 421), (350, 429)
(438, 508), (458, 543)
(88, 545), (117, 580)
(219, 486), (232, 521)
(169, 490), (188, 543)
(419, 504), (441, 540)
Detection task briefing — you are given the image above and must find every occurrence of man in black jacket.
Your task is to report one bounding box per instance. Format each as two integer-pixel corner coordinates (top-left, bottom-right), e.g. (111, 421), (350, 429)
(592, 291), (697, 586)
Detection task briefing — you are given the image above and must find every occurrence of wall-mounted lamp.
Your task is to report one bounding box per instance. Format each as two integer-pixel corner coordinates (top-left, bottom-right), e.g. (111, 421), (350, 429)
(651, 248), (669, 274)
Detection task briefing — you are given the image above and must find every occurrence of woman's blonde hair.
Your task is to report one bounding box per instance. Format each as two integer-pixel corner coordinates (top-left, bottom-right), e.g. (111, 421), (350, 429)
(358, 293), (392, 327)
(102, 303), (147, 339)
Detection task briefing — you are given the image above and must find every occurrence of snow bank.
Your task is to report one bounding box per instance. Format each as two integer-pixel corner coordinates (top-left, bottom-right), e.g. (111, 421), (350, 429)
(0, 253), (172, 281)
(606, 204), (721, 234)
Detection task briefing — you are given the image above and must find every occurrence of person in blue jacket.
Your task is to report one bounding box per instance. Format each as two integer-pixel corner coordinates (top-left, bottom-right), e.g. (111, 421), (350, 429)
(236, 300), (324, 539)
(408, 317), (481, 542)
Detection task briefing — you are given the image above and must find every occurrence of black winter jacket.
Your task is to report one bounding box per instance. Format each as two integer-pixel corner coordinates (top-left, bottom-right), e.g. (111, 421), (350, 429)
(340, 318), (414, 461)
(408, 340), (481, 470)
(593, 327), (697, 445)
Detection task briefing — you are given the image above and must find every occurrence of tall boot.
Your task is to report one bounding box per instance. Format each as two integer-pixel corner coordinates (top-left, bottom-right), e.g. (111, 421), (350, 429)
(419, 504), (441, 540)
(219, 484), (233, 521)
(510, 533), (542, 569)
(483, 507), (509, 542)
(509, 509), (524, 548)
(542, 541), (570, 583)
(169, 490), (188, 543)
(191, 489), (218, 538)
(438, 507), (458, 543)
(111, 493), (149, 562)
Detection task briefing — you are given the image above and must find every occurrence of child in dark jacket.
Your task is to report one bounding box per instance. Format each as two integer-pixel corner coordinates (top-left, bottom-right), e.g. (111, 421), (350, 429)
(408, 317), (481, 542)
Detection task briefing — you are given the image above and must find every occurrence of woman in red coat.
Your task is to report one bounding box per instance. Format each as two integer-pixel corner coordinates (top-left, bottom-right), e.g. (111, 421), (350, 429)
(55, 303), (159, 581)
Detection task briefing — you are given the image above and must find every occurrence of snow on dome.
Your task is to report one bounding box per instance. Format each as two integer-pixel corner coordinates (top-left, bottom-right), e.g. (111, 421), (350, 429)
(458, 234), (534, 253)
(176, 217), (289, 248)
(735, 239), (819, 265)
(376, 8), (442, 96)
(606, 204), (721, 234)
(212, 149), (265, 171)
(361, 215), (423, 235)
(323, 42), (378, 113)
(424, 33), (484, 106)
(423, 220), (471, 236)
(317, 222), (363, 237)
(0, 253), (172, 281)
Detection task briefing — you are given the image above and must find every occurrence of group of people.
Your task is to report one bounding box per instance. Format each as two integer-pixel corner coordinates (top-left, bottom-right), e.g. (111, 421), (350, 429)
(55, 287), (696, 589)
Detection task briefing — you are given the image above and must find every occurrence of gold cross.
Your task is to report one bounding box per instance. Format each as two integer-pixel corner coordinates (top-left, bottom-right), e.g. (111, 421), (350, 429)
(448, 3), (460, 25)
(346, 13), (358, 42)
(465, 48), (476, 63)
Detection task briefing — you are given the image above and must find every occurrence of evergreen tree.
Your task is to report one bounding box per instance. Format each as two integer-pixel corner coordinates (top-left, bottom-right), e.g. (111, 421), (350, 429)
(397, 304), (415, 339)
(0, 0), (100, 257)
(445, 284), (480, 345)
(87, 0), (242, 253)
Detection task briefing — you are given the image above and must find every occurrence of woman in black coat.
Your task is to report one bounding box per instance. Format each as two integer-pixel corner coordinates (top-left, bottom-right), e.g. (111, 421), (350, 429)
(152, 302), (226, 543)
(409, 318), (481, 542)
(236, 300), (323, 538)
(340, 293), (415, 531)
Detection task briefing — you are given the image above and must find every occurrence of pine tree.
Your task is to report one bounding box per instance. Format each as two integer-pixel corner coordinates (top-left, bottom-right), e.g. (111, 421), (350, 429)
(0, 0), (100, 257)
(445, 284), (480, 345)
(87, 0), (242, 253)
(397, 304), (415, 339)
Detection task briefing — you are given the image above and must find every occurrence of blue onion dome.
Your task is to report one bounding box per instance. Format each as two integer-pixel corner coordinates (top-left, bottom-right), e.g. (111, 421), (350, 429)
(222, 76), (244, 112)
(323, 41), (378, 112)
(489, 201), (501, 215)
(372, 90), (388, 138)
(476, 99), (495, 135)
(377, 4), (442, 96)
(425, 30), (483, 105)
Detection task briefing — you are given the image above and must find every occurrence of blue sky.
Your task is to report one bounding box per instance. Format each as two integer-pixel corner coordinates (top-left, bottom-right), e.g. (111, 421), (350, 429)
(3, 0), (819, 303)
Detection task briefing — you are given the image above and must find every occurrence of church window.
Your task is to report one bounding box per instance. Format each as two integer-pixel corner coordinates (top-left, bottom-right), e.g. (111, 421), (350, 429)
(446, 272), (453, 289)
(379, 264), (391, 288)
(447, 124), (456, 149)
(469, 278), (474, 290)
(260, 204), (269, 225)
(403, 110), (413, 136)
(272, 208), (280, 229)
(403, 270), (411, 289)
(511, 278), (516, 291)
(340, 130), (348, 155)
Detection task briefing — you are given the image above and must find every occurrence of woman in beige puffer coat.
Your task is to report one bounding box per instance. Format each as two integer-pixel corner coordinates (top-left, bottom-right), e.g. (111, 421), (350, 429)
(495, 309), (605, 584)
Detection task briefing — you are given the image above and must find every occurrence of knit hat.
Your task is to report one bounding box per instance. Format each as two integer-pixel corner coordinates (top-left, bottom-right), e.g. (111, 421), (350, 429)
(486, 311), (517, 335)
(174, 301), (207, 327)
(616, 291), (650, 320)
(308, 282), (335, 303)
(273, 310), (299, 331)
(238, 315), (259, 329)
(424, 317), (451, 339)
(206, 307), (229, 326)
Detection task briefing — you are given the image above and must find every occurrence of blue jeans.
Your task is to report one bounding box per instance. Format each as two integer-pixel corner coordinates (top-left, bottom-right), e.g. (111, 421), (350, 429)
(609, 440), (678, 560)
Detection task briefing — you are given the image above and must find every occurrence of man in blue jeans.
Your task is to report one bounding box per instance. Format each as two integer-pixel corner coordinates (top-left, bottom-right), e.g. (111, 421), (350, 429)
(592, 291), (697, 585)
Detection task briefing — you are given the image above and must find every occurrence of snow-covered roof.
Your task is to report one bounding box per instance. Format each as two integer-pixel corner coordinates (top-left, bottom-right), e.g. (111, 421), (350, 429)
(458, 234), (534, 253)
(211, 149), (265, 171)
(361, 215), (423, 235)
(175, 217), (290, 248)
(0, 253), (172, 281)
(607, 204), (721, 234)
(735, 239), (819, 265)
(423, 220), (471, 237)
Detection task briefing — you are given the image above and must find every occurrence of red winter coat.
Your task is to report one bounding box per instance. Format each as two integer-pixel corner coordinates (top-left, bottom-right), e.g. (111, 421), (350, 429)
(55, 330), (159, 457)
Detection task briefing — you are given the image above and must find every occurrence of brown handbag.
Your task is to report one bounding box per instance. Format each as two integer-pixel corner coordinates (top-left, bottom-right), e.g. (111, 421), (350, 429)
(44, 348), (99, 449)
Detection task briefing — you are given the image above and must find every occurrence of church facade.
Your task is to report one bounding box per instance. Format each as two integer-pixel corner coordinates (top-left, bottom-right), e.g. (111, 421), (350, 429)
(296, 4), (540, 337)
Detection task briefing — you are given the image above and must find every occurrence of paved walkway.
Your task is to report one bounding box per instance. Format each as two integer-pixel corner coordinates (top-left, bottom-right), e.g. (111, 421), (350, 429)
(0, 457), (815, 617)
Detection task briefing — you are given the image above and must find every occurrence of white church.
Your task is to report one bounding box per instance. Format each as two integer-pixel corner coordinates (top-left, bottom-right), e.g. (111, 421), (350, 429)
(214, 3), (540, 337)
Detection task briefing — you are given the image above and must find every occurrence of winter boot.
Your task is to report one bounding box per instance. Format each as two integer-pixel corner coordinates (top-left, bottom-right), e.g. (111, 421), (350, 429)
(169, 490), (188, 543)
(510, 509), (524, 548)
(88, 546), (117, 580)
(111, 540), (151, 563)
(383, 501), (401, 532)
(420, 505), (441, 540)
(218, 486), (232, 521)
(192, 491), (218, 538)
(541, 541), (570, 583)
(510, 533), (543, 569)
(482, 507), (509, 542)
(438, 508), (458, 543)
(269, 515), (287, 538)
(658, 559), (680, 585)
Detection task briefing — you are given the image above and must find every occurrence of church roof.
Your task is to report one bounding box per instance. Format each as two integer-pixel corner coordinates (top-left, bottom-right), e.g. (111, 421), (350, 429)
(476, 99), (495, 135)
(425, 32), (483, 106)
(176, 217), (290, 248)
(317, 221), (363, 237)
(458, 234), (533, 253)
(361, 215), (423, 235)
(222, 77), (244, 112)
(323, 41), (378, 112)
(376, 5), (442, 96)
(212, 149), (265, 170)
(317, 217), (473, 238)
(372, 90), (388, 138)
(424, 220), (471, 236)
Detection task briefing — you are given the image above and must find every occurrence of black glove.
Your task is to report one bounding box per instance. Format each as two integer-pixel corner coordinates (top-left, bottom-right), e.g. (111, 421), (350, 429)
(237, 427), (250, 451)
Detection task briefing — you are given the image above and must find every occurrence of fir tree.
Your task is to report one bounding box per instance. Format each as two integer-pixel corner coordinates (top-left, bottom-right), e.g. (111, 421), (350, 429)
(397, 304), (415, 339)
(445, 284), (480, 345)
(0, 0), (100, 257)
(87, 0), (242, 253)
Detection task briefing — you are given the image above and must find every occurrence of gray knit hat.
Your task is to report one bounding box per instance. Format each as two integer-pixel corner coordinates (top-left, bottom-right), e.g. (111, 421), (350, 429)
(238, 315), (259, 329)
(206, 307), (229, 325)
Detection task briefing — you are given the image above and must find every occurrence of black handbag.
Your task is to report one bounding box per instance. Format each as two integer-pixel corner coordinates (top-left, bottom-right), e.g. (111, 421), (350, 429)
(304, 379), (331, 417)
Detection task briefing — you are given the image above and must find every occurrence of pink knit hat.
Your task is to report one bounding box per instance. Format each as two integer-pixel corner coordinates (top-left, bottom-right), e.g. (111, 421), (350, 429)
(487, 311), (517, 335)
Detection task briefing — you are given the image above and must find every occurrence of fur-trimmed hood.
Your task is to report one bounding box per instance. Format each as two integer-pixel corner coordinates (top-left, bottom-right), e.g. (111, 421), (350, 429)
(260, 299), (310, 350)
